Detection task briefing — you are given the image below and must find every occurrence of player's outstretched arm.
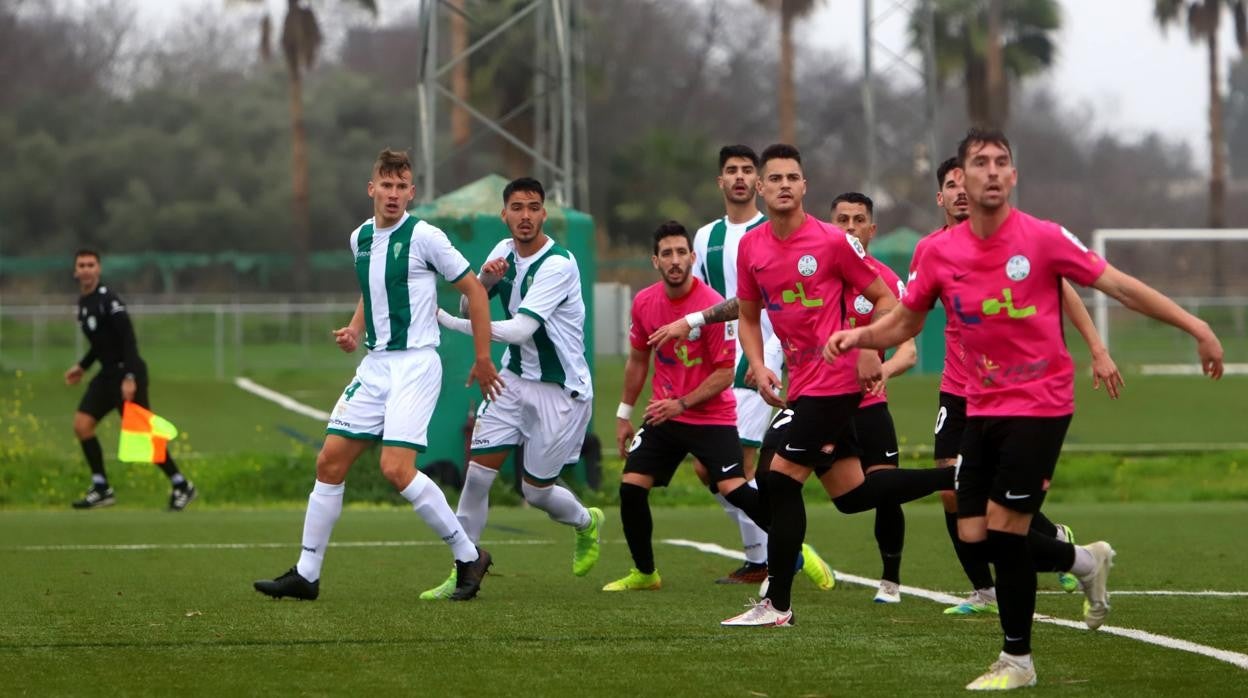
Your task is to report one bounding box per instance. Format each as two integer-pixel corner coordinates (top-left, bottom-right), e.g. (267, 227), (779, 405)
(333, 297), (365, 353)
(648, 298), (739, 347)
(437, 309), (540, 345)
(1091, 265), (1224, 379)
(1061, 280), (1123, 398)
(826, 304), (926, 360)
(616, 345), (651, 457)
(454, 273), (505, 399)
(645, 366), (733, 427)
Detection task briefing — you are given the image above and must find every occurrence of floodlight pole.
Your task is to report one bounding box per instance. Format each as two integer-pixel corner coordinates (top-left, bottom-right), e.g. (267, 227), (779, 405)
(414, 0), (587, 208)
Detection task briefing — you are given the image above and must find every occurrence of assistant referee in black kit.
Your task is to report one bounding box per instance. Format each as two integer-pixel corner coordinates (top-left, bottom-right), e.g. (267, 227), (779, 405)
(63, 249), (197, 510)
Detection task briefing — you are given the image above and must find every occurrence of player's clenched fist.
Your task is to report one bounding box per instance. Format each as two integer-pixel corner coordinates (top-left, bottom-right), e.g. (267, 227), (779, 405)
(823, 328), (863, 363)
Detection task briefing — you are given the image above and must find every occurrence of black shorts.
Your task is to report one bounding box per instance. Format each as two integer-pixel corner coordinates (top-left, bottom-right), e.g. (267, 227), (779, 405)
(761, 393), (861, 469)
(956, 415), (1072, 517)
(78, 365), (150, 421)
(624, 420), (744, 488)
(855, 403), (899, 469)
(933, 391), (968, 462)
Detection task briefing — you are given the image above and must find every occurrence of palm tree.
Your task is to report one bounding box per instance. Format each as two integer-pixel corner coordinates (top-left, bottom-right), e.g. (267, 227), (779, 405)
(238, 0), (378, 291)
(755, 0), (821, 144)
(1155, 0), (1248, 228)
(911, 0), (1060, 128)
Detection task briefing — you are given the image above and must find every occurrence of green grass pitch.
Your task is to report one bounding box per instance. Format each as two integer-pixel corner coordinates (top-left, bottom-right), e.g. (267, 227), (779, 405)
(2, 503), (1245, 695)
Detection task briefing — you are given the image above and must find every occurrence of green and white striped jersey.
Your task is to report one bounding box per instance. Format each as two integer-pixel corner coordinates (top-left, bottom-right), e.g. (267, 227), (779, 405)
(350, 212), (471, 352)
(486, 237), (593, 400)
(692, 212), (781, 387)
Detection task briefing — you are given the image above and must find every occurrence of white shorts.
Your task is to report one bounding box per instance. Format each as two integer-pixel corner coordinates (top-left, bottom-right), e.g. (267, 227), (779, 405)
(326, 348), (441, 451)
(470, 370), (591, 482)
(734, 388), (774, 447)
(733, 337), (784, 446)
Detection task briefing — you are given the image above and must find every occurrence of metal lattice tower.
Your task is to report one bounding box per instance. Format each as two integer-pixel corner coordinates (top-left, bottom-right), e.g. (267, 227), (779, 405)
(862, 0), (938, 216)
(414, 0), (589, 208)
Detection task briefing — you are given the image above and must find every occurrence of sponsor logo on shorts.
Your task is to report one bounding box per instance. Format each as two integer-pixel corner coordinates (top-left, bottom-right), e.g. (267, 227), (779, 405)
(783, 444), (806, 452)
(884, 450), (899, 457)
(1004, 490), (1031, 500)
(472, 437), (491, 446)
(328, 418), (354, 428)
(721, 463), (738, 473)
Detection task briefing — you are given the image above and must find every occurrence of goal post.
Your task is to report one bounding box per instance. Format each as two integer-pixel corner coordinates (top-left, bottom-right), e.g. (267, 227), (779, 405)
(1091, 228), (1248, 374)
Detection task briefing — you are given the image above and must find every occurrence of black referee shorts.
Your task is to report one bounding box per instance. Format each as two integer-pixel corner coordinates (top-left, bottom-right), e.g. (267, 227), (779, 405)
(78, 365), (150, 420)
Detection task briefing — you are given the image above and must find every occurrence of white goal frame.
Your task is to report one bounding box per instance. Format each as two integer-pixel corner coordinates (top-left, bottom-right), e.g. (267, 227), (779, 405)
(1091, 228), (1248, 374)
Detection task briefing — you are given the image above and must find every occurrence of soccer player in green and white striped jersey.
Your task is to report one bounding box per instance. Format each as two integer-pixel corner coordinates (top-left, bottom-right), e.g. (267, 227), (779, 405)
(254, 149), (503, 603)
(423, 177), (603, 599)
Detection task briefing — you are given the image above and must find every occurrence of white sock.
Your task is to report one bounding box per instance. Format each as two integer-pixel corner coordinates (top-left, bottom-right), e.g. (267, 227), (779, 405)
(522, 480), (591, 529)
(400, 471), (478, 562)
(1071, 545), (1097, 578)
(736, 482), (768, 564)
(1001, 650), (1033, 669)
(977, 586), (998, 603)
(296, 480), (345, 583)
(456, 462), (498, 544)
(1054, 525), (1069, 543)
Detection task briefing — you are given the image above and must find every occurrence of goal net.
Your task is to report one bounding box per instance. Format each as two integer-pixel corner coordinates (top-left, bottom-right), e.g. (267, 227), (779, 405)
(1091, 229), (1248, 375)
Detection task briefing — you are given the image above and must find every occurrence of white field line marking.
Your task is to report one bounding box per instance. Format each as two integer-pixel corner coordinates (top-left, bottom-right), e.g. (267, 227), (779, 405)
(663, 538), (1248, 672)
(1037, 590), (1248, 598)
(5, 539), (552, 553)
(233, 377), (330, 421)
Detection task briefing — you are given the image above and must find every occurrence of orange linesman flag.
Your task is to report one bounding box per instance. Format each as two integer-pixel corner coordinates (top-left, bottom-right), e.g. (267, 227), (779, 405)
(119, 401), (179, 463)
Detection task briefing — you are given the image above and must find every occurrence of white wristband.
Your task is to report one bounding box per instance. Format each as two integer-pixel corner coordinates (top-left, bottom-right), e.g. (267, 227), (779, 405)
(616, 402), (633, 420)
(685, 311), (706, 328)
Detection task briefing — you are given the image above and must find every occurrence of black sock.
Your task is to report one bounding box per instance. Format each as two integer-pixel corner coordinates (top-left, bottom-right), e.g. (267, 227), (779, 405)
(1030, 510), (1058, 538)
(723, 483), (769, 531)
(754, 449), (774, 508)
(156, 454), (186, 487)
(763, 470), (805, 612)
(80, 437), (107, 486)
(947, 512), (994, 589)
(1028, 529), (1076, 572)
(874, 503), (904, 583)
(987, 530), (1035, 656)
(619, 483), (655, 575)
(832, 466), (953, 514)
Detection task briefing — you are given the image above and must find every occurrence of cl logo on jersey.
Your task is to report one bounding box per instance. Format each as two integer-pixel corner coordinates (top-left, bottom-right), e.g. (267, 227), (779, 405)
(853, 294), (873, 315)
(797, 255), (818, 277)
(675, 344), (703, 368)
(982, 288), (1036, 319)
(1006, 255), (1030, 281)
(781, 282), (823, 308)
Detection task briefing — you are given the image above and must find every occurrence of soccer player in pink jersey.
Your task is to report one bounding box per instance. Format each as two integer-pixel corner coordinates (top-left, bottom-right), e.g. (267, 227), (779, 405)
(922, 158), (1125, 617)
(828, 129), (1224, 690)
(604, 221), (769, 592)
(721, 144), (955, 627)
(827, 192), (916, 604)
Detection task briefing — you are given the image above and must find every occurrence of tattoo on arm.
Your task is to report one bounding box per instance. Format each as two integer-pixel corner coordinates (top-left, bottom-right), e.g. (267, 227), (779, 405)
(702, 298), (739, 324)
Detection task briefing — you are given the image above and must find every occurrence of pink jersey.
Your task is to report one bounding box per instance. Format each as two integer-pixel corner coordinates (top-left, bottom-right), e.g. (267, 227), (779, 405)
(629, 277), (737, 426)
(903, 209), (1108, 417)
(911, 228), (972, 396)
(847, 255), (905, 409)
(737, 214), (882, 400)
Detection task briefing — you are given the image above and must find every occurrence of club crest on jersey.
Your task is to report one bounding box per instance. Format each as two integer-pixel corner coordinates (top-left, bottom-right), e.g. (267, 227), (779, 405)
(1006, 255), (1030, 281)
(392, 241), (404, 259)
(797, 255), (818, 276)
(853, 294), (873, 315)
(688, 326), (702, 341)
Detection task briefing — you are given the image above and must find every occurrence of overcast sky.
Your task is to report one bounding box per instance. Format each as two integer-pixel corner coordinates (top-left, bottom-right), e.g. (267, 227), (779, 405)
(132, 0), (1241, 166)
